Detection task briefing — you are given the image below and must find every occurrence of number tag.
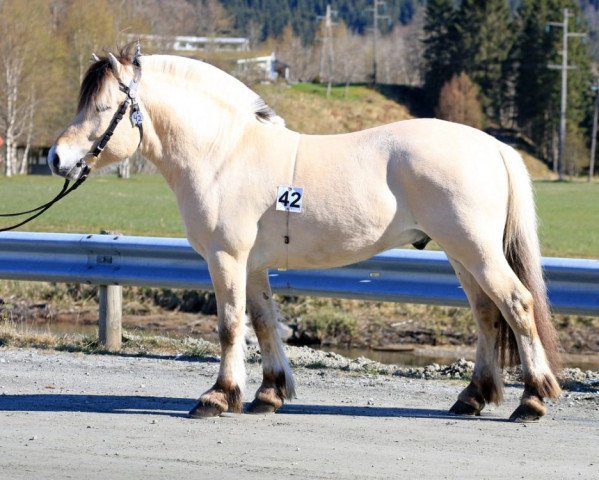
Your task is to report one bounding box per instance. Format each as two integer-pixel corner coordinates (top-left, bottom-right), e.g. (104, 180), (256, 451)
(276, 185), (303, 213)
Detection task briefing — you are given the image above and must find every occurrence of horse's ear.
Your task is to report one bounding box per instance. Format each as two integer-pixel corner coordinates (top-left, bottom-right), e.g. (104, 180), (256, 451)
(107, 52), (123, 79)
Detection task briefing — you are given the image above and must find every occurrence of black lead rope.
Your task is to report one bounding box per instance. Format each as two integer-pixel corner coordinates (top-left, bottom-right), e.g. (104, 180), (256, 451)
(0, 43), (143, 233)
(0, 165), (90, 232)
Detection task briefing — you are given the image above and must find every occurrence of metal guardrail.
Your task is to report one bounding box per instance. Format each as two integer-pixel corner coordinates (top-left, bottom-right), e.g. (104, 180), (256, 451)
(0, 232), (598, 316)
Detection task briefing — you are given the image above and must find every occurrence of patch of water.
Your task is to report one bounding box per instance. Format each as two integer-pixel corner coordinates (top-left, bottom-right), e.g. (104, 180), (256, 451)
(14, 320), (599, 371)
(321, 345), (599, 371)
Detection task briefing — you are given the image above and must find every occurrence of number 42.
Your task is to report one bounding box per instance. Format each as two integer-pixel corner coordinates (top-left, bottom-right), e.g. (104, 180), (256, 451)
(276, 186), (304, 213)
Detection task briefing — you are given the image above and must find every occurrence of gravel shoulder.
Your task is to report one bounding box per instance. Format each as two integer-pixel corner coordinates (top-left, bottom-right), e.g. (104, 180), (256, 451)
(1, 347), (598, 479)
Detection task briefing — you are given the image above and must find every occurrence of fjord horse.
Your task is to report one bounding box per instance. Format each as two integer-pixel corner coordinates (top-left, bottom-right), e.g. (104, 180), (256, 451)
(48, 47), (560, 422)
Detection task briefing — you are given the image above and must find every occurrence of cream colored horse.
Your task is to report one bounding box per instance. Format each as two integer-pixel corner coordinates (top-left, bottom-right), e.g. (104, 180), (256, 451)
(49, 48), (561, 422)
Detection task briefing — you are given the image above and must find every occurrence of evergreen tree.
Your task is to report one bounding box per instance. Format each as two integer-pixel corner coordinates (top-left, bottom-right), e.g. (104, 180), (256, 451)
(219, 0), (428, 44)
(514, 0), (555, 152)
(422, 0), (458, 109)
(455, 0), (513, 124)
(514, 0), (593, 167)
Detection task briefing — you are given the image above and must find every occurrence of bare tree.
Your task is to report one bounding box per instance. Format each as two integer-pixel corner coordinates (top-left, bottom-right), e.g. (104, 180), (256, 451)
(64, 0), (118, 85)
(121, 0), (196, 36)
(334, 22), (370, 96)
(0, 0), (51, 176)
(193, 0), (234, 38)
(269, 24), (319, 83)
(17, 87), (36, 175)
(377, 9), (425, 86)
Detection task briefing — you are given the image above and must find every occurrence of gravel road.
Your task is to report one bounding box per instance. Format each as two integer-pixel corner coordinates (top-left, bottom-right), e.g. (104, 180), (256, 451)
(1, 347), (598, 479)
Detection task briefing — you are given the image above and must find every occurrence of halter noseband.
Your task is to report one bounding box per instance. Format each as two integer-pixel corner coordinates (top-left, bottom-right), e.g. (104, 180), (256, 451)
(0, 45), (144, 233)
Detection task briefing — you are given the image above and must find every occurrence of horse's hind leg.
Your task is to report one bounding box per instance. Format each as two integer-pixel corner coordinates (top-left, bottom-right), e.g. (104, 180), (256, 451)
(189, 252), (248, 418)
(445, 246), (560, 421)
(447, 257), (503, 416)
(246, 270), (296, 413)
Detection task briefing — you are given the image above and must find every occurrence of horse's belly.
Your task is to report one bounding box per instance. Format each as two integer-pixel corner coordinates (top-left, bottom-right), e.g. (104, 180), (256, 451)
(287, 227), (420, 269)
(250, 195), (418, 271)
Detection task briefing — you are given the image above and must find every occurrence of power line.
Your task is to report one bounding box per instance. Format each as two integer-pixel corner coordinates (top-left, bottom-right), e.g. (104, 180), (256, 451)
(317, 4), (337, 98)
(365, 0), (390, 84)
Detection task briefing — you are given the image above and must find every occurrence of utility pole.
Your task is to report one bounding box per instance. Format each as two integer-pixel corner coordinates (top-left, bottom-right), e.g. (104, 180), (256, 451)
(317, 4), (337, 98)
(547, 8), (586, 180)
(590, 81), (599, 182)
(366, 0), (390, 85)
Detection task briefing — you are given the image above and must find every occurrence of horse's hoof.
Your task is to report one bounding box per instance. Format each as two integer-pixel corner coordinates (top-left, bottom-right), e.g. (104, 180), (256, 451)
(246, 398), (279, 414)
(188, 401), (224, 419)
(509, 404), (542, 423)
(449, 400), (482, 416)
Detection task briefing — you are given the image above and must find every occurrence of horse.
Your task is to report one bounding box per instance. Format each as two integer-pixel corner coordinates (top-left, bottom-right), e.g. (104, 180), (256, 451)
(48, 46), (561, 422)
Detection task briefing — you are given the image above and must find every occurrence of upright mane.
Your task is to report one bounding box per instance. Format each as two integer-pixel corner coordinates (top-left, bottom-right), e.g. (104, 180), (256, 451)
(78, 45), (284, 126)
(78, 46), (132, 113)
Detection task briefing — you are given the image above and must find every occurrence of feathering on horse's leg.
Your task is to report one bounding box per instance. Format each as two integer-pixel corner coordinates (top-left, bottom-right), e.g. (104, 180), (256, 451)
(246, 270), (296, 414)
(447, 258), (503, 417)
(466, 257), (560, 422)
(189, 252), (248, 418)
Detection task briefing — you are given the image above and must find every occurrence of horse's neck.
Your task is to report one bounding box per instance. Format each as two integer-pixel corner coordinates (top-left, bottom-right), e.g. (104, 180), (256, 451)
(137, 68), (297, 194)
(138, 71), (247, 184)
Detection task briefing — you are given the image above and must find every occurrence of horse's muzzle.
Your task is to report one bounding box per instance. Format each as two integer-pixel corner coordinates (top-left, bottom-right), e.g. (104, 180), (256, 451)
(47, 145), (86, 180)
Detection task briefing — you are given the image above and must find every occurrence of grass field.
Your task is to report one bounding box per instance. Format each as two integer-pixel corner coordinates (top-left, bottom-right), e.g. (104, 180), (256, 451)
(0, 175), (598, 258)
(254, 82), (413, 135)
(0, 175), (183, 237)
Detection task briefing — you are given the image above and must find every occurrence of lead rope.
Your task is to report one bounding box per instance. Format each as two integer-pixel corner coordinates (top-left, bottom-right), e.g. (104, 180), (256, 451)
(0, 166), (90, 232)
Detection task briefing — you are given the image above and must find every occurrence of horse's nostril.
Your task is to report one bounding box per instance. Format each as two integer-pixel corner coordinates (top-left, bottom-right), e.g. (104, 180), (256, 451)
(51, 151), (60, 170)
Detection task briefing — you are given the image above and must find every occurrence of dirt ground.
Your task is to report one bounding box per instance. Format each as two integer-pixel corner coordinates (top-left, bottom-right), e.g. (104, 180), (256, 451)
(1, 348), (598, 479)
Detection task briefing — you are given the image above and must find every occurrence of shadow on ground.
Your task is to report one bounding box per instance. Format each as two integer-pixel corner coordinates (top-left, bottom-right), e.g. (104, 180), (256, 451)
(0, 394), (506, 422)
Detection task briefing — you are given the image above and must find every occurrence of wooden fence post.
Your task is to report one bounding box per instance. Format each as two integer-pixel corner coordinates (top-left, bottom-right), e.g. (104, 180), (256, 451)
(98, 284), (122, 351)
(98, 230), (122, 351)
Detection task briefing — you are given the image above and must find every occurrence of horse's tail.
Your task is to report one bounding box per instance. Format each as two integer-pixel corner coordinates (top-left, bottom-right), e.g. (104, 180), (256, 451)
(497, 142), (561, 376)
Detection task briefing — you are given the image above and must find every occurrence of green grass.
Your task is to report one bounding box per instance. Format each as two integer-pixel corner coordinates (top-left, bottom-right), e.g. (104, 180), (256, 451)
(289, 83), (372, 101)
(0, 175), (598, 258)
(534, 181), (599, 258)
(0, 175), (183, 237)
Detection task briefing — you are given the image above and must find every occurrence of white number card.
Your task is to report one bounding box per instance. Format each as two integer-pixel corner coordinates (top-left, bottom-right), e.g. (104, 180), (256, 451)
(276, 186), (304, 213)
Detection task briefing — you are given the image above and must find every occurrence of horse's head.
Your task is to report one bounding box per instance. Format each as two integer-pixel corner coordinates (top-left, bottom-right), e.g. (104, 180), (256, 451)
(48, 47), (143, 179)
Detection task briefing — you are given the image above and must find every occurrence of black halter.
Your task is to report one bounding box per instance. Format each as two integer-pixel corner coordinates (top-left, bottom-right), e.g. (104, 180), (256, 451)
(86, 46), (144, 164)
(0, 45), (144, 233)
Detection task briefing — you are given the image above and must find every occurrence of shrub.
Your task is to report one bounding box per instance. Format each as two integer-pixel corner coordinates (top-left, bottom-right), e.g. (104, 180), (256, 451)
(435, 73), (484, 129)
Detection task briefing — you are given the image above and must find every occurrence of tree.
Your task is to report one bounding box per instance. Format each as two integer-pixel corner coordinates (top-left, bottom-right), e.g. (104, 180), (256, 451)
(334, 22), (370, 95)
(436, 73), (485, 130)
(455, 0), (513, 124)
(377, 7), (425, 86)
(423, 0), (458, 109)
(122, 0), (196, 36)
(514, 0), (593, 166)
(193, 0), (234, 38)
(63, 0), (117, 85)
(0, 0), (53, 177)
(267, 24), (319, 83)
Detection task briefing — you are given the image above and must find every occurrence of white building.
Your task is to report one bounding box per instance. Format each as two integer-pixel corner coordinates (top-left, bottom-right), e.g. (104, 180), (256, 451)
(126, 34), (250, 52)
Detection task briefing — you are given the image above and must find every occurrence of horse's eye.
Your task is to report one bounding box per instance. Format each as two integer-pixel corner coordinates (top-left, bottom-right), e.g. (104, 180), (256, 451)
(96, 105), (112, 113)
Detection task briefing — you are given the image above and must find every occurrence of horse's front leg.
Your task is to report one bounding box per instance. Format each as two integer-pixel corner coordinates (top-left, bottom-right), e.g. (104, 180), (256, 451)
(246, 270), (296, 413)
(189, 251), (248, 418)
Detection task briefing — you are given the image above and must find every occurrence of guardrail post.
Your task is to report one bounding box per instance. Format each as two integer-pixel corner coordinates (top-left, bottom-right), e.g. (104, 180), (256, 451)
(98, 230), (122, 351)
(98, 285), (122, 351)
